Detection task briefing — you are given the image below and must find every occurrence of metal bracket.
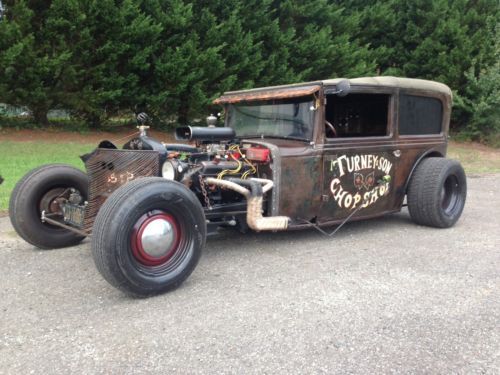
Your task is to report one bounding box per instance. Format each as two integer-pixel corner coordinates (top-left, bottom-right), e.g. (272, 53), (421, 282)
(41, 209), (89, 236)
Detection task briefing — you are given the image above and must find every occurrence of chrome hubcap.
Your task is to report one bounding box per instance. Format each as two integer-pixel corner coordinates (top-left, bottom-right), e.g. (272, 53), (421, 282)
(140, 218), (176, 258)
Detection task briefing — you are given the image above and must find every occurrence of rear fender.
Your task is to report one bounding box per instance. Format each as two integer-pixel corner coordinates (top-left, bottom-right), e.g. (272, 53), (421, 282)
(403, 150), (444, 194)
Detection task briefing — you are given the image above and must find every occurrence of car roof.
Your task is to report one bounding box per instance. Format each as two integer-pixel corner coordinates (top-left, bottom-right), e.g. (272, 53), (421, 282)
(324, 76), (451, 96)
(216, 76), (452, 100)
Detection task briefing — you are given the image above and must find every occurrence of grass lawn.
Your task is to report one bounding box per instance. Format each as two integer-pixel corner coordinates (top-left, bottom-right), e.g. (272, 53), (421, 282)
(447, 141), (500, 175)
(0, 141), (95, 212)
(0, 138), (499, 213)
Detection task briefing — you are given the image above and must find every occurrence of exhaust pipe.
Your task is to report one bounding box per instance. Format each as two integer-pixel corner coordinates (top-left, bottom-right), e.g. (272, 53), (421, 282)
(204, 177), (289, 231)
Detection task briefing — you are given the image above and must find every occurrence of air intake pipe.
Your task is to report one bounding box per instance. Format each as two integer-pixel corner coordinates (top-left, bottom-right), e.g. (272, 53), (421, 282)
(175, 126), (235, 142)
(204, 177), (289, 231)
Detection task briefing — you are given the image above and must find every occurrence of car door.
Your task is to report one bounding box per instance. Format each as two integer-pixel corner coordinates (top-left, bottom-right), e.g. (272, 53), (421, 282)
(318, 87), (402, 224)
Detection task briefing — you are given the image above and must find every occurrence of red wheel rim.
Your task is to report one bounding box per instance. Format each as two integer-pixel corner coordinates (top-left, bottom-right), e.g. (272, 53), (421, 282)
(131, 211), (181, 267)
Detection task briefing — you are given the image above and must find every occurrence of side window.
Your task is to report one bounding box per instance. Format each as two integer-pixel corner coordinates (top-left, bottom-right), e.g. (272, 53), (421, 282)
(399, 94), (443, 135)
(325, 93), (389, 138)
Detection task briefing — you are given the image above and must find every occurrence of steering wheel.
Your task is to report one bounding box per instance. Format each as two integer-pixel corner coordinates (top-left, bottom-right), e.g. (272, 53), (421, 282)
(325, 120), (337, 137)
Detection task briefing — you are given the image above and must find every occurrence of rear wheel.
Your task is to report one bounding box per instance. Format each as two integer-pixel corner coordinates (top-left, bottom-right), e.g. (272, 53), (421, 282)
(91, 178), (206, 297)
(9, 164), (88, 249)
(407, 158), (466, 228)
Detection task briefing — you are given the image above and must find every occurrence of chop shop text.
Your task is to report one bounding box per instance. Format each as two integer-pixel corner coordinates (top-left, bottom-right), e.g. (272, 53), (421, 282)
(329, 154), (393, 210)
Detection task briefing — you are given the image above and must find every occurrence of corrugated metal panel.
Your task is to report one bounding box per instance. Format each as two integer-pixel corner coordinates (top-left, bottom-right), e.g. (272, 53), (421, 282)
(213, 85), (321, 104)
(83, 149), (159, 232)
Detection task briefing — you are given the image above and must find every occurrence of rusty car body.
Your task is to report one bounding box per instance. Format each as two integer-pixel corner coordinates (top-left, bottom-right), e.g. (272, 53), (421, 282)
(10, 77), (466, 296)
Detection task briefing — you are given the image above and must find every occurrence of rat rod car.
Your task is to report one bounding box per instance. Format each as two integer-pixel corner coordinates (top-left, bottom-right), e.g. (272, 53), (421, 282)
(9, 77), (466, 296)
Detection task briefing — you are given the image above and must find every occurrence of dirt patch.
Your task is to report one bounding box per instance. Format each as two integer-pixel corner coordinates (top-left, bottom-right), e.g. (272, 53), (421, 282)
(0, 128), (176, 144)
(448, 140), (500, 174)
(449, 140), (500, 154)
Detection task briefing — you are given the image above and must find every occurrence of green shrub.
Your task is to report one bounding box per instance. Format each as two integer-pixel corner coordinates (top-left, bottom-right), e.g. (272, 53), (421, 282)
(452, 25), (499, 148)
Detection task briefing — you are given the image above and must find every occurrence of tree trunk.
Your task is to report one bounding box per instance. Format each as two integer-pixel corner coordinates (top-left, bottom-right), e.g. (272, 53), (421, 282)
(32, 108), (49, 126)
(177, 104), (190, 125)
(87, 113), (103, 129)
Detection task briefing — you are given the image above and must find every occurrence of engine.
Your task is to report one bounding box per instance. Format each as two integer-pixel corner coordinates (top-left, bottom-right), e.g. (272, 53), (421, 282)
(163, 126), (272, 212)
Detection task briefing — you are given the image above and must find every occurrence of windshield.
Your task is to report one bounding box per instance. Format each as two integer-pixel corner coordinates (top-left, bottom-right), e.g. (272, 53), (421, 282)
(227, 96), (316, 141)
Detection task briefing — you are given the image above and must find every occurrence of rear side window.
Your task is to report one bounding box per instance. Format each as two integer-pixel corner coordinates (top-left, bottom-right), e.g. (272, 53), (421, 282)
(399, 94), (443, 135)
(325, 93), (389, 137)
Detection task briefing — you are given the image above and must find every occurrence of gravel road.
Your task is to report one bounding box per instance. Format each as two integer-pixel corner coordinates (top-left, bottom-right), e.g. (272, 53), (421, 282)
(1, 174), (499, 374)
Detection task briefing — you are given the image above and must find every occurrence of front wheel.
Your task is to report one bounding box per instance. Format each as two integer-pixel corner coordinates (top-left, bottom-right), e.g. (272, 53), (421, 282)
(91, 178), (206, 297)
(407, 158), (466, 228)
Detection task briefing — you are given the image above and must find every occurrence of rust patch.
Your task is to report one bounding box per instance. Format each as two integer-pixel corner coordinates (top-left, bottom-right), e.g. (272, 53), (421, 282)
(213, 85), (321, 104)
(279, 155), (322, 219)
(83, 149), (159, 232)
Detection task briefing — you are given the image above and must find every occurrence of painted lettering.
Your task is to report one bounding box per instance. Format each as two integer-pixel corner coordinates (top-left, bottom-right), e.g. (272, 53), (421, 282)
(360, 155), (368, 169)
(354, 155), (360, 171)
(327, 153), (394, 211)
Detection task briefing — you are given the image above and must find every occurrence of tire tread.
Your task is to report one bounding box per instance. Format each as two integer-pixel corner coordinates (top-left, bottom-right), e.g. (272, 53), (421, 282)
(407, 157), (466, 228)
(92, 178), (157, 293)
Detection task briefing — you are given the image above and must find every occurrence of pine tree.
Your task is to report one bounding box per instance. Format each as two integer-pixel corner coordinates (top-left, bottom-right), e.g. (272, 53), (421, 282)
(145, 0), (267, 123)
(237, 0), (295, 86)
(65, 0), (162, 126)
(272, 0), (375, 81)
(0, 0), (162, 126)
(0, 0), (74, 124)
(455, 25), (500, 144)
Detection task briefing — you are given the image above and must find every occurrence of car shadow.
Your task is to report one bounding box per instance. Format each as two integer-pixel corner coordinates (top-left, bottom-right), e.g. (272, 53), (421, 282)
(204, 209), (415, 253)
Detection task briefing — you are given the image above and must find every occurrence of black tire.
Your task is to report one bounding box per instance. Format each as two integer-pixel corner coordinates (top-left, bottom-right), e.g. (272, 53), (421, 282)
(407, 157), (466, 228)
(9, 164), (88, 249)
(91, 177), (206, 297)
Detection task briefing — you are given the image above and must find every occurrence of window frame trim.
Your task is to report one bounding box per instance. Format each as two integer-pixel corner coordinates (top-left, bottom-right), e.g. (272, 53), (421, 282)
(323, 86), (395, 144)
(397, 89), (448, 139)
